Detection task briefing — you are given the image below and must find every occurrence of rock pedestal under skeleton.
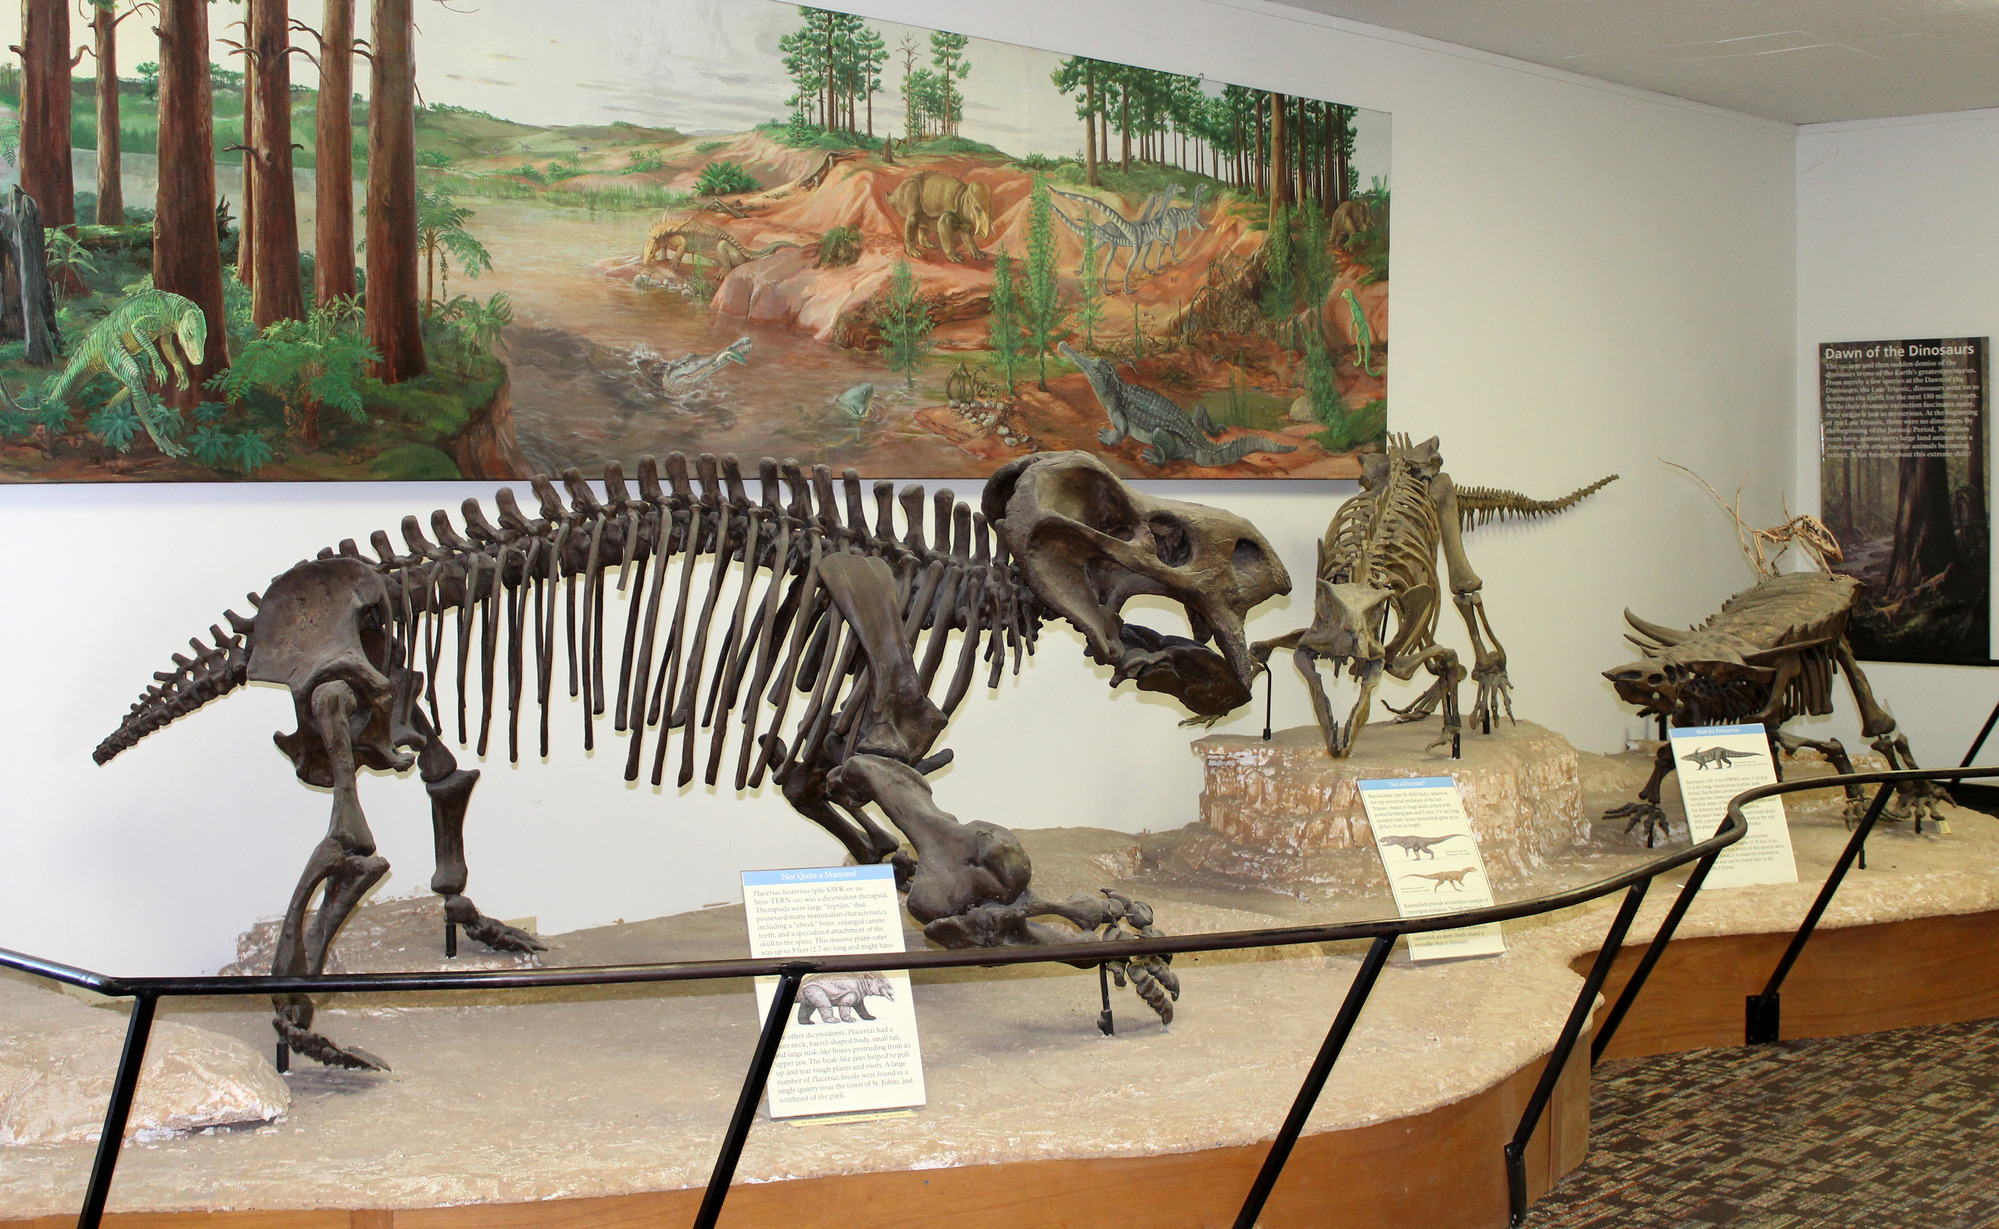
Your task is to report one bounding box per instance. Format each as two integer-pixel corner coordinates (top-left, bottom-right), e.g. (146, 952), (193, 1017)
(1179, 720), (1589, 891)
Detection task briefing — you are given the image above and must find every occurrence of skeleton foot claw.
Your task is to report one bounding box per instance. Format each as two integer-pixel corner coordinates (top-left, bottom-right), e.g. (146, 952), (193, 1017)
(273, 1016), (392, 1072)
(444, 896), (546, 953)
(1604, 801), (1670, 847)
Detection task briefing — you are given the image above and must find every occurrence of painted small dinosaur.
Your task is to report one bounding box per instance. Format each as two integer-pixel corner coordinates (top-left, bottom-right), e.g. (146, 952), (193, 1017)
(1341, 288), (1380, 378)
(640, 214), (800, 274)
(1059, 343), (1297, 470)
(1401, 867), (1480, 892)
(1378, 833), (1467, 860)
(1680, 746), (1761, 771)
(0, 290), (207, 457)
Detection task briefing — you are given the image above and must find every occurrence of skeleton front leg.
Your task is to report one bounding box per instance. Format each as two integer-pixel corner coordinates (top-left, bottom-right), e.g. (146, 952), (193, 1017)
(1604, 741), (1675, 848)
(270, 681), (392, 1071)
(407, 706), (542, 954)
(828, 754), (1179, 1023)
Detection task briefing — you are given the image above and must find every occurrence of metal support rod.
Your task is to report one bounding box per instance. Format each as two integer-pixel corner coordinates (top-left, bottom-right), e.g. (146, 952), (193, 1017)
(692, 969), (803, 1229)
(1506, 880), (1649, 1228)
(1961, 697), (1999, 767)
(445, 920), (458, 959)
(1231, 935), (1394, 1229)
(1590, 847), (1724, 1064)
(77, 993), (157, 1229)
(1097, 963), (1115, 1037)
(1745, 781), (1895, 1043)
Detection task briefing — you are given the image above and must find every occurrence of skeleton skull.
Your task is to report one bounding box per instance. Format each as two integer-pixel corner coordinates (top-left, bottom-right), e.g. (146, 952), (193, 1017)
(983, 452), (1290, 717)
(1604, 612), (1779, 723)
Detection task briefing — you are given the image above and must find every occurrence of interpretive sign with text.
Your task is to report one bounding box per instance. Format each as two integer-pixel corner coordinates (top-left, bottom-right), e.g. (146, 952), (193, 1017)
(1819, 337), (1990, 664)
(742, 865), (925, 1119)
(1359, 777), (1506, 961)
(1668, 724), (1798, 890)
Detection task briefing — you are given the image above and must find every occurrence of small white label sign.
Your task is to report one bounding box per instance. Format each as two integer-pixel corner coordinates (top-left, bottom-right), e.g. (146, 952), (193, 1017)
(742, 865), (926, 1119)
(1359, 777), (1506, 961)
(1669, 724), (1798, 889)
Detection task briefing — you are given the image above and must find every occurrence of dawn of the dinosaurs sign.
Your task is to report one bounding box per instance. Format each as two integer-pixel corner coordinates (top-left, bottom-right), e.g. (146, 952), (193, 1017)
(0, 0), (1390, 482)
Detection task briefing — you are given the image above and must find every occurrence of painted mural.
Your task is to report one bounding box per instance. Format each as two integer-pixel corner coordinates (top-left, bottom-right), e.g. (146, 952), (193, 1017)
(0, 0), (1389, 482)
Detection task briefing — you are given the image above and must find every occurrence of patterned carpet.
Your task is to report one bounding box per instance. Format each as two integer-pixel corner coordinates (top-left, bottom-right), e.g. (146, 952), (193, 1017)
(1525, 1016), (1999, 1228)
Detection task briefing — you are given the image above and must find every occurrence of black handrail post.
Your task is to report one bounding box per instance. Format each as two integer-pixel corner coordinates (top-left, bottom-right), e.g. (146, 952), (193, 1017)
(692, 967), (805, 1229)
(1505, 879), (1649, 1227)
(1590, 839), (1730, 1063)
(77, 992), (158, 1229)
(1231, 934), (1394, 1229)
(1746, 781), (1894, 1044)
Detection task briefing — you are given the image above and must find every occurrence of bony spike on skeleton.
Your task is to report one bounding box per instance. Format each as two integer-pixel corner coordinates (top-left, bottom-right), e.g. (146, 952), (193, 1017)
(1254, 434), (1616, 759)
(95, 451), (1289, 1069)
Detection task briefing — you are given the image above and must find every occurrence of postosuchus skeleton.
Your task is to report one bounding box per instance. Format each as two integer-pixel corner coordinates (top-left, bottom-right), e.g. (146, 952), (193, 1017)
(95, 451), (1289, 1068)
(1255, 435), (1615, 757)
(1604, 569), (1941, 844)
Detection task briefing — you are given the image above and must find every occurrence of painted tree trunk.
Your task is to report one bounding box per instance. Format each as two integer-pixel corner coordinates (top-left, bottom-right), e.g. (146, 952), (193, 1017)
(93, 6), (124, 225)
(237, 31), (257, 292)
(1083, 70), (1098, 188)
(18, 0), (75, 228)
(1887, 456), (1959, 597)
(1, 189), (63, 364)
(366, 0), (427, 383)
(152, 0), (230, 406)
(1269, 92), (1291, 209)
(247, 0), (305, 328)
(314, 0), (358, 305)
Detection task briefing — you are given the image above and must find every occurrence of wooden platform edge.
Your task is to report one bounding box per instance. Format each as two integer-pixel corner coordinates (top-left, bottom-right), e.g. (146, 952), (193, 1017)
(1583, 907), (1999, 1061)
(6, 1026), (1590, 1229)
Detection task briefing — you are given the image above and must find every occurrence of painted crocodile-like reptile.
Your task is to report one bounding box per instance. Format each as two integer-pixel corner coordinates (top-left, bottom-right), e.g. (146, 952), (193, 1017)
(635, 337), (753, 393)
(1680, 746), (1761, 771)
(1255, 435), (1616, 758)
(1, 290), (207, 457)
(94, 451), (1290, 1068)
(1059, 343), (1296, 469)
(640, 213), (800, 273)
(1401, 867), (1479, 891)
(1378, 833), (1466, 860)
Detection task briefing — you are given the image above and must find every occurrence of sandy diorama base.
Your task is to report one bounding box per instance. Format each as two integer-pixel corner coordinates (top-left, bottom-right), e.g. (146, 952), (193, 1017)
(3, 737), (1996, 1222)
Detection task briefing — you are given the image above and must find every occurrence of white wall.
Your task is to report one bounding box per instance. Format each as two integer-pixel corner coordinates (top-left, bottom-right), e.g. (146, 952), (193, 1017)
(0, 0), (1799, 976)
(1794, 109), (1999, 763)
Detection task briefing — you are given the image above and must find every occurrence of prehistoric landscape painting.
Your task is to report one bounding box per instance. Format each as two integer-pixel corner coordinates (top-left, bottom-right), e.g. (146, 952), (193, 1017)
(0, 0), (1389, 483)
(1820, 337), (1990, 664)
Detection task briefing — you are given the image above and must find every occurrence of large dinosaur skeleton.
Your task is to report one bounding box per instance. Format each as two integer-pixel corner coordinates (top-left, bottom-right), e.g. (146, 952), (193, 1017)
(95, 451), (1289, 1069)
(1255, 435), (1615, 758)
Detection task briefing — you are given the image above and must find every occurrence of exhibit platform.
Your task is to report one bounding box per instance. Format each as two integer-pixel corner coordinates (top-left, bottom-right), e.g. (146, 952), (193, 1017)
(4, 743), (1997, 1229)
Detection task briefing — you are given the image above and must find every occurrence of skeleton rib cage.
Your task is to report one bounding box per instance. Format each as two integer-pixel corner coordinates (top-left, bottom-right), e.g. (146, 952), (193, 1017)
(96, 453), (1043, 803)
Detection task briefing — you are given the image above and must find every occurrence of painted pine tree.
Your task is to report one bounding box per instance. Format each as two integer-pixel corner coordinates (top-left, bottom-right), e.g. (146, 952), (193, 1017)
(986, 248), (1025, 392)
(873, 259), (935, 390)
(1074, 219), (1105, 349)
(1022, 176), (1071, 391)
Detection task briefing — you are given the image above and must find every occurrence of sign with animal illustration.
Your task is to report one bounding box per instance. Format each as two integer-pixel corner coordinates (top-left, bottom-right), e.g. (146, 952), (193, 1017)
(1666, 724), (1797, 890)
(1819, 337), (1990, 664)
(742, 865), (926, 1119)
(1357, 776), (1505, 961)
(0, 0), (1388, 482)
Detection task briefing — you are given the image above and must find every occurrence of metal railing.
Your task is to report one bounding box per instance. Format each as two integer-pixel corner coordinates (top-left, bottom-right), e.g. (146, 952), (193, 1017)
(22, 767), (1977, 1229)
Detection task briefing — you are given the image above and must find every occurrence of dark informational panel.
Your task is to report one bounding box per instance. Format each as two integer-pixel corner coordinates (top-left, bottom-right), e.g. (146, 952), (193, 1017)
(1819, 337), (1989, 664)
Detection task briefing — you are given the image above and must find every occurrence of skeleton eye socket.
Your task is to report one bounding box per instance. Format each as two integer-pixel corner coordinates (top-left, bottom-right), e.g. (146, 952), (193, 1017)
(1147, 515), (1193, 567)
(1232, 539), (1265, 571)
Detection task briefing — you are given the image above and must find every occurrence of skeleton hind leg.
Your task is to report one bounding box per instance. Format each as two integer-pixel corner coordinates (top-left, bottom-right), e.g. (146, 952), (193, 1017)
(270, 681), (392, 1070)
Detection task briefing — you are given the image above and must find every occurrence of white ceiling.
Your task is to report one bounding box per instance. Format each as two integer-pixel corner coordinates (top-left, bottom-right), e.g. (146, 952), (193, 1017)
(1265, 0), (1999, 124)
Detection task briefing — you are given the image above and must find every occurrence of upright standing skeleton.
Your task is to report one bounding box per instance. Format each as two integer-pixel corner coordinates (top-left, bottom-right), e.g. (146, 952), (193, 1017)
(95, 451), (1290, 1068)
